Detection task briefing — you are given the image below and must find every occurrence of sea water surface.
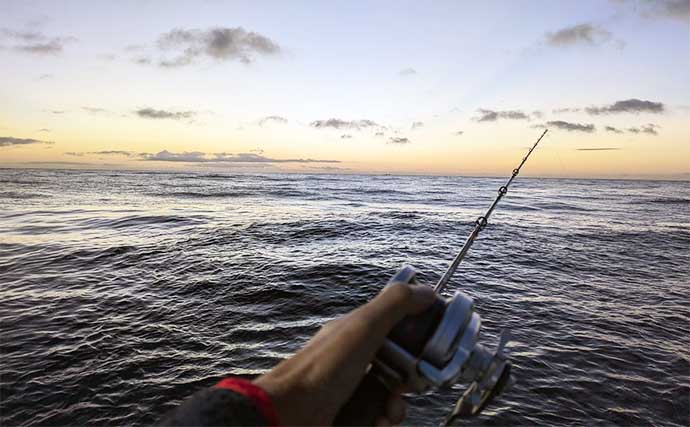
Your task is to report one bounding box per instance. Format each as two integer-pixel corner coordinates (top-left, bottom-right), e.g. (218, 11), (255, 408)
(0, 169), (688, 426)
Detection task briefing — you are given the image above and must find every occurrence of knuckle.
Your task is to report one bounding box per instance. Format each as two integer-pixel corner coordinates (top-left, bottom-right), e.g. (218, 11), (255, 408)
(385, 282), (414, 303)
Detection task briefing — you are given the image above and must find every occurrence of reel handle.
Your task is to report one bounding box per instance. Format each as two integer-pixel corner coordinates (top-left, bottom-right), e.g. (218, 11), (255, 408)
(334, 266), (446, 425)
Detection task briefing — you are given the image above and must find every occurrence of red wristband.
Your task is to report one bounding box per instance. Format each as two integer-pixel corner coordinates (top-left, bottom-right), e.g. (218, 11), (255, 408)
(215, 377), (280, 426)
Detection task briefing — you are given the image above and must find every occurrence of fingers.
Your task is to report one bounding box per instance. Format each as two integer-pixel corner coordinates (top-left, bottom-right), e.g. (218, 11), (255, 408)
(377, 282), (437, 317)
(374, 392), (407, 426)
(358, 282), (436, 339)
(385, 392), (407, 425)
(375, 416), (392, 426)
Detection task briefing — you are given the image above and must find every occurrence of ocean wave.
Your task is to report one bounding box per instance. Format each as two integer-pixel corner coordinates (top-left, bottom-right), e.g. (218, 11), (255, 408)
(0, 179), (47, 185)
(645, 197), (690, 205)
(0, 191), (48, 199)
(1, 170), (688, 427)
(154, 191), (255, 199)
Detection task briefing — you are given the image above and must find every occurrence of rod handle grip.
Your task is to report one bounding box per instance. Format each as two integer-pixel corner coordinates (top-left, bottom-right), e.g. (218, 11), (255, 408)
(334, 366), (392, 426)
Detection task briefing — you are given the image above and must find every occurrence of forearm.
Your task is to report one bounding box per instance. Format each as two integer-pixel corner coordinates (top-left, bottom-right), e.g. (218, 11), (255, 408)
(157, 378), (278, 427)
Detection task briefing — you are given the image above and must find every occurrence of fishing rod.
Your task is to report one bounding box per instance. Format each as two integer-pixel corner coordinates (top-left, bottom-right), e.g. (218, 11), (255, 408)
(435, 128), (548, 293)
(335, 129), (548, 426)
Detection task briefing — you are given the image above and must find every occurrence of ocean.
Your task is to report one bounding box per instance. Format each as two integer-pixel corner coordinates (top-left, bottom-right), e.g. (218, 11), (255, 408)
(1, 168), (688, 426)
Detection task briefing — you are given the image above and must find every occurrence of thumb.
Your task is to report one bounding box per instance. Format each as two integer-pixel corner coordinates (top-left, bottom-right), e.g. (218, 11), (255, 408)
(360, 282), (437, 338)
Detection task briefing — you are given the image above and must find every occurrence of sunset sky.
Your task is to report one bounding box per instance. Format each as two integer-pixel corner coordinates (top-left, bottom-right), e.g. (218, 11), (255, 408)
(1, 0), (688, 179)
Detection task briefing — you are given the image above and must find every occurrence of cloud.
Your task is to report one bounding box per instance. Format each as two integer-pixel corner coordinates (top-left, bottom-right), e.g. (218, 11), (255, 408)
(303, 165), (350, 172)
(604, 125), (624, 134)
(374, 132), (384, 137)
(388, 137), (411, 144)
(82, 107), (108, 114)
(411, 121), (424, 130)
(546, 120), (596, 132)
(531, 110), (544, 119)
(399, 67), (417, 76)
(545, 23), (612, 47)
(340, 134), (353, 139)
(132, 56), (152, 65)
(553, 107), (581, 113)
(16, 40), (67, 54)
(628, 123), (660, 135)
(140, 150), (339, 163)
(473, 109), (530, 122)
(0, 136), (54, 147)
(613, 0), (689, 21)
(585, 98), (665, 115)
(50, 110), (65, 114)
(576, 147), (621, 151)
(649, 0), (690, 20)
(151, 27), (281, 67)
(65, 150), (138, 157)
(19, 161), (101, 166)
(454, 130), (464, 136)
(135, 108), (196, 120)
(94, 150), (138, 156)
(37, 74), (53, 80)
(310, 118), (383, 130)
(124, 44), (145, 52)
(0, 28), (75, 55)
(642, 124), (660, 134)
(258, 115), (288, 126)
(37, 128), (51, 132)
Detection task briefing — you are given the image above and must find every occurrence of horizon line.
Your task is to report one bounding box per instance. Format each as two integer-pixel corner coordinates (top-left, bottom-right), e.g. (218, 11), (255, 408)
(1, 165), (688, 182)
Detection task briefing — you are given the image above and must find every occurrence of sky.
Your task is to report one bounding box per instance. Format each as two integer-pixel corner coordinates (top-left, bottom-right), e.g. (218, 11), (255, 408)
(1, 0), (689, 179)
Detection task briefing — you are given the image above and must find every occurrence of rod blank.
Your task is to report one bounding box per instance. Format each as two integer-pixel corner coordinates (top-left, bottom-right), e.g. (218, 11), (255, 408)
(434, 129), (548, 294)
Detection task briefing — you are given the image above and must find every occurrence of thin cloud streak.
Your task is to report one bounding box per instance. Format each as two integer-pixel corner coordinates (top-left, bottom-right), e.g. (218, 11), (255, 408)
(474, 109), (530, 122)
(0, 28), (75, 55)
(553, 107), (581, 114)
(1, 136), (55, 147)
(546, 120), (596, 132)
(627, 123), (660, 135)
(310, 118), (383, 130)
(585, 99), (665, 115)
(66, 150), (140, 157)
(140, 150), (339, 163)
(545, 23), (612, 47)
(258, 115), (288, 126)
(135, 108), (196, 120)
(613, 0), (690, 21)
(82, 107), (108, 114)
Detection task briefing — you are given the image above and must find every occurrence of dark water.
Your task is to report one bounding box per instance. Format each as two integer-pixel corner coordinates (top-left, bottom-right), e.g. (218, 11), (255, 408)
(1, 168), (688, 426)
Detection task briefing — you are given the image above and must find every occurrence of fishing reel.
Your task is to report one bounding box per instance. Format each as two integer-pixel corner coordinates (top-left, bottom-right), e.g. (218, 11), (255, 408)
(335, 265), (512, 425)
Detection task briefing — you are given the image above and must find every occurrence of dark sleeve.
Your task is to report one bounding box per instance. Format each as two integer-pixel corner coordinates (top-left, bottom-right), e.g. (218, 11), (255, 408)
(157, 378), (279, 427)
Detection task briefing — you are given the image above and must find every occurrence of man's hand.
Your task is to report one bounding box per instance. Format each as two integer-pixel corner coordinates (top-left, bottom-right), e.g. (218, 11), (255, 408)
(254, 282), (436, 426)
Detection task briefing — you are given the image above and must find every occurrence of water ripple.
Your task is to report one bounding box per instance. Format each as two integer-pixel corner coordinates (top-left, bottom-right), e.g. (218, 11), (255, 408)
(0, 170), (688, 426)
